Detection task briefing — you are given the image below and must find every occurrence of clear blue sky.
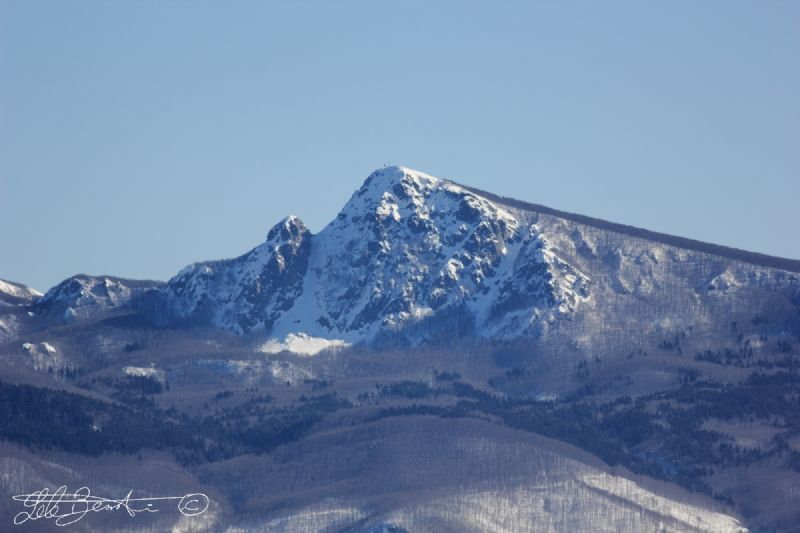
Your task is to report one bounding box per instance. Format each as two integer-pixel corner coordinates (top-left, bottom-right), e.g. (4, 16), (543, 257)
(1, 1), (798, 291)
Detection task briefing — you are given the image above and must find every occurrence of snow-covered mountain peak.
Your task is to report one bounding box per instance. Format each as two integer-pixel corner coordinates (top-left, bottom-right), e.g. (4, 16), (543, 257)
(22, 167), (597, 342)
(266, 215), (308, 245)
(160, 215), (312, 333)
(259, 166), (581, 343)
(0, 279), (42, 306)
(35, 275), (162, 321)
(340, 165), (516, 231)
(126, 166), (591, 342)
(39, 275), (135, 307)
(359, 165), (439, 191)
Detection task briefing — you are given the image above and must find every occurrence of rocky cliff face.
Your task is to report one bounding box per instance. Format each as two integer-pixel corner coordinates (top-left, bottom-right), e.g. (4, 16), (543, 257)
(158, 215), (312, 333)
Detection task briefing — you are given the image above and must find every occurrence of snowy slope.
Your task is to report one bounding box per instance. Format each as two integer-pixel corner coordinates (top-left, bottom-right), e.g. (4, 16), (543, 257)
(0, 279), (41, 307)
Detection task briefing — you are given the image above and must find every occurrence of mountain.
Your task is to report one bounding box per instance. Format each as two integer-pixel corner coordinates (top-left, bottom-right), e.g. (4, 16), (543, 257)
(29, 165), (796, 355)
(2, 166), (800, 532)
(35, 274), (163, 323)
(0, 279), (41, 307)
(155, 215), (312, 334)
(153, 166), (591, 345)
(0, 279), (41, 342)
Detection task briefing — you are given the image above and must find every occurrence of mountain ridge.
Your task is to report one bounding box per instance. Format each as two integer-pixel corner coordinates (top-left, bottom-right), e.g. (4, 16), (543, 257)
(148, 166), (594, 341)
(9, 166), (800, 350)
(460, 181), (800, 273)
(10, 165), (800, 298)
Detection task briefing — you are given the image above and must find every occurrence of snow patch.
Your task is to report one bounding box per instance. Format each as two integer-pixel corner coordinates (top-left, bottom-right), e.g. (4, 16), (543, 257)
(21, 341), (67, 373)
(23, 342), (57, 355)
(41, 342), (57, 354)
(260, 333), (351, 356)
(123, 366), (165, 382)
